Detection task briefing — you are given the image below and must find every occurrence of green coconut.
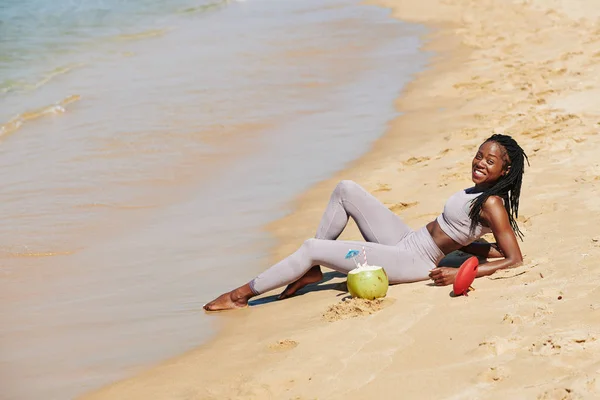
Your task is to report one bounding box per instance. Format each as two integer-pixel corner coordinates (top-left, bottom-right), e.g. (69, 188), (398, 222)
(347, 265), (389, 300)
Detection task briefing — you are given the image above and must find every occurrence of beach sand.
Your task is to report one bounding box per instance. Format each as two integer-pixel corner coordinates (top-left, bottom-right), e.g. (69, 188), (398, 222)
(82, 0), (600, 398)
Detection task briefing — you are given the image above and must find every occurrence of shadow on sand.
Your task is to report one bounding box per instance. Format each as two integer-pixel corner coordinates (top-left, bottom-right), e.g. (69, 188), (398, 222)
(249, 271), (347, 306)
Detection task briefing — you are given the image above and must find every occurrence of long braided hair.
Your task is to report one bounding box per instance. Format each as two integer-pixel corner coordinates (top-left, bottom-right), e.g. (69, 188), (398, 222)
(468, 134), (529, 240)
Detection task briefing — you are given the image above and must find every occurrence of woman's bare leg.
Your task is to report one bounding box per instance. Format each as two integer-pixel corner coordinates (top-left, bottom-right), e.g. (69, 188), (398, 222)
(203, 283), (254, 311)
(278, 266), (323, 299)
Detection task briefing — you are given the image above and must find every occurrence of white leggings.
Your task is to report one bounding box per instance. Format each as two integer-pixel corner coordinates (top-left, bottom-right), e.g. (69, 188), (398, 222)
(249, 180), (444, 294)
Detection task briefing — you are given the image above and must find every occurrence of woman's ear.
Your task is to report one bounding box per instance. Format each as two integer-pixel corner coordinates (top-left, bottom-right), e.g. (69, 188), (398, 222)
(503, 165), (511, 176)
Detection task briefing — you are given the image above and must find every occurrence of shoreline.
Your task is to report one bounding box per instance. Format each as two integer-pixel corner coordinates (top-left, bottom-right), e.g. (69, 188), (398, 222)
(82, 0), (600, 398)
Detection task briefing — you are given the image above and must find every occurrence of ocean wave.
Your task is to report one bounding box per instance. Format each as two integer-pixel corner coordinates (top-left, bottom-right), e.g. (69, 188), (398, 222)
(0, 63), (85, 95)
(110, 0), (234, 40)
(0, 249), (76, 258)
(110, 28), (170, 41)
(73, 203), (157, 210)
(178, 0), (236, 15)
(0, 94), (81, 140)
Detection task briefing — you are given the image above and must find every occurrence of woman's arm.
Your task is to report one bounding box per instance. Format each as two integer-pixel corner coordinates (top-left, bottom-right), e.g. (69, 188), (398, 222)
(460, 242), (504, 259)
(429, 196), (523, 286)
(474, 196), (523, 277)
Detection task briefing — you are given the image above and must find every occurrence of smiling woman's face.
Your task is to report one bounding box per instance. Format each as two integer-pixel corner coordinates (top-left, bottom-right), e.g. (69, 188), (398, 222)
(471, 141), (509, 187)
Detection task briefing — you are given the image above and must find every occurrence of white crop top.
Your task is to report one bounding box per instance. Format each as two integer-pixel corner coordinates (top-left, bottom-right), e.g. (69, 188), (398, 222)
(436, 188), (493, 246)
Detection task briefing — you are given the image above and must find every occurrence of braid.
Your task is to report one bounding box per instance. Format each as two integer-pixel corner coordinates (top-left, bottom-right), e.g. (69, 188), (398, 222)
(469, 134), (529, 240)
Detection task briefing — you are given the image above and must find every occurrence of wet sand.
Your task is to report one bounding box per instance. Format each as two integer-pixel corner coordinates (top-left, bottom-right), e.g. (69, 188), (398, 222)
(83, 0), (600, 398)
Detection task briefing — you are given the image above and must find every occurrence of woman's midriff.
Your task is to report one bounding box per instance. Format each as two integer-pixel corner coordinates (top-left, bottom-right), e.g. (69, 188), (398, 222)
(397, 226), (445, 268)
(426, 220), (464, 255)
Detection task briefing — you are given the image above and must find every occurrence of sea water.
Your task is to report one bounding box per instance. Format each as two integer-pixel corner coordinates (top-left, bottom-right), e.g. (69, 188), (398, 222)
(0, 0), (428, 398)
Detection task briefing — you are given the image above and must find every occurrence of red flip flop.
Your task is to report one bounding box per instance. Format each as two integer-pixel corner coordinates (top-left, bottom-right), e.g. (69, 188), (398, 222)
(453, 256), (479, 296)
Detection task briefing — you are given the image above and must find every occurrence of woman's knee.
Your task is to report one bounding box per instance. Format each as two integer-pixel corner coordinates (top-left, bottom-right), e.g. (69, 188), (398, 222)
(334, 180), (360, 200)
(302, 238), (318, 251)
(299, 238), (320, 263)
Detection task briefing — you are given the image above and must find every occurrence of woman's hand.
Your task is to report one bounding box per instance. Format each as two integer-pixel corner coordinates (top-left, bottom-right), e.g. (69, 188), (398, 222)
(428, 267), (458, 286)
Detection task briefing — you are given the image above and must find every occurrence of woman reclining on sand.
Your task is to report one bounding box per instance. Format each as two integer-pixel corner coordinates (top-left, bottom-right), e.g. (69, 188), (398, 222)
(204, 133), (528, 311)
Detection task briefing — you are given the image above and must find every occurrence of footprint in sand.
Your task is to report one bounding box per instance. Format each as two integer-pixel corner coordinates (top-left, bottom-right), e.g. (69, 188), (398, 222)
(526, 287), (564, 302)
(501, 313), (523, 325)
(268, 339), (299, 352)
(579, 175), (600, 183)
(518, 214), (537, 229)
(531, 304), (555, 321)
(476, 366), (508, 383)
(537, 388), (582, 400)
(388, 202), (418, 213)
(529, 331), (598, 356)
(506, 301), (554, 326)
(403, 156), (430, 166)
(373, 183), (392, 193)
(473, 336), (522, 357)
(565, 374), (600, 398)
(439, 171), (469, 186)
(435, 148), (452, 159)
(452, 78), (495, 93)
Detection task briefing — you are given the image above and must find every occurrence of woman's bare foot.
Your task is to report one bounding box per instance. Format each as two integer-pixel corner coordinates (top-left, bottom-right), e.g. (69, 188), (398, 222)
(278, 266), (323, 300)
(203, 285), (253, 312)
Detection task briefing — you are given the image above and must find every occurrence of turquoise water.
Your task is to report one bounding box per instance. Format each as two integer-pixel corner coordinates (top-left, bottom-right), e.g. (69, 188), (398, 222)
(0, 0), (229, 91)
(0, 1), (428, 399)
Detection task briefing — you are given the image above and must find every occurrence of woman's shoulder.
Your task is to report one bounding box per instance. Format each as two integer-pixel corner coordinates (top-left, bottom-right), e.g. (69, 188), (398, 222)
(481, 195), (505, 210)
